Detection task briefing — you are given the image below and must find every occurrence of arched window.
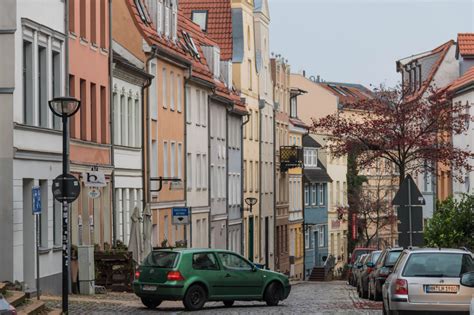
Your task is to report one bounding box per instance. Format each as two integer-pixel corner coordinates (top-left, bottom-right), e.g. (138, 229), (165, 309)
(247, 26), (251, 51)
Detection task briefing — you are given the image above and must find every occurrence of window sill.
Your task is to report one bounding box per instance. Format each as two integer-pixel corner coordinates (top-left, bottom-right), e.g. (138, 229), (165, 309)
(53, 246), (62, 252)
(38, 247), (52, 255)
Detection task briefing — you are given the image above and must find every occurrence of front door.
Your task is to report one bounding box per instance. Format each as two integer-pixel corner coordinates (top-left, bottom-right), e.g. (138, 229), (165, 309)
(216, 252), (262, 298)
(314, 231), (319, 266)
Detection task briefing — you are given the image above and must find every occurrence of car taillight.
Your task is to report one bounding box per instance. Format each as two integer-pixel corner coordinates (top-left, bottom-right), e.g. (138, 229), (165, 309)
(395, 279), (408, 295)
(135, 270), (140, 279)
(167, 271), (184, 281)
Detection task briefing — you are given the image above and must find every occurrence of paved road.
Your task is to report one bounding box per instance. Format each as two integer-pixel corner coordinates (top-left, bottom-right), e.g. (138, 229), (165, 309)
(44, 281), (382, 314)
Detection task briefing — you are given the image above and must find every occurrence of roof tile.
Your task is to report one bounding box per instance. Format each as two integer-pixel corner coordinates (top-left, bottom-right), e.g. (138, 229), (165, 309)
(458, 33), (474, 57)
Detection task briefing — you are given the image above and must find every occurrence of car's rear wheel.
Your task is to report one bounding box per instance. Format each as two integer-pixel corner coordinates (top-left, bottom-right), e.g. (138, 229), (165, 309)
(223, 300), (234, 307)
(183, 284), (207, 311)
(368, 282), (373, 300)
(373, 281), (382, 301)
(141, 297), (162, 309)
(264, 282), (282, 306)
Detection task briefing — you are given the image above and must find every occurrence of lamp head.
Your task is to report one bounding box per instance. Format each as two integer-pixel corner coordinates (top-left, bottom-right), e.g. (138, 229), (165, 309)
(48, 96), (81, 117)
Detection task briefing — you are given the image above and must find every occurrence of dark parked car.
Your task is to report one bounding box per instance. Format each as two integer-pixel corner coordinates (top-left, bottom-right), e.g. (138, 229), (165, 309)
(368, 247), (402, 301)
(348, 248), (375, 286)
(352, 254), (369, 287)
(357, 250), (382, 299)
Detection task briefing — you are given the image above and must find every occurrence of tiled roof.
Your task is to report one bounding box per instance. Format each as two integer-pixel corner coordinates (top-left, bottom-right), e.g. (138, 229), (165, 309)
(447, 66), (474, 95)
(304, 164), (333, 183)
(126, 0), (243, 108)
(457, 33), (474, 57)
(398, 40), (455, 101)
(180, 0), (233, 60)
(318, 82), (373, 108)
(289, 117), (309, 129)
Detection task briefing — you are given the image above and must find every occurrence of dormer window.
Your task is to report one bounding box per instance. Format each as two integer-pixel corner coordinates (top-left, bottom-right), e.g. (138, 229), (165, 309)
(304, 148), (318, 168)
(135, 0), (151, 24)
(192, 10), (208, 32)
(290, 96), (297, 118)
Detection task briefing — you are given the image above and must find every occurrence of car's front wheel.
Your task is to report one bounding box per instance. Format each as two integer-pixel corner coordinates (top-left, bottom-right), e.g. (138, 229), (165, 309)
(264, 282), (282, 306)
(223, 300), (234, 307)
(141, 297), (162, 309)
(183, 284), (207, 311)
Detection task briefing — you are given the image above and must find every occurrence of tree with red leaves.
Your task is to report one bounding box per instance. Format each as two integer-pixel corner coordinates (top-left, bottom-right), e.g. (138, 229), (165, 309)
(312, 85), (473, 187)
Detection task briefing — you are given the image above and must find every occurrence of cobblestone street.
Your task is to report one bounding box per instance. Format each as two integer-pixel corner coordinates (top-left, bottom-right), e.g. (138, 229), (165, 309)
(43, 281), (382, 314)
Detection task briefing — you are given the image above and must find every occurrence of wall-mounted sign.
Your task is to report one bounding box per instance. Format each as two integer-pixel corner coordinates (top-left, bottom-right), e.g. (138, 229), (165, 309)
(82, 171), (107, 187)
(88, 187), (101, 199)
(172, 207), (190, 225)
(32, 186), (41, 214)
(280, 146), (303, 172)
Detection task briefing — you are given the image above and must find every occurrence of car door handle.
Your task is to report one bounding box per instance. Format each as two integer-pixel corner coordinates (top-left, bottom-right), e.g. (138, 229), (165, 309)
(225, 273), (231, 278)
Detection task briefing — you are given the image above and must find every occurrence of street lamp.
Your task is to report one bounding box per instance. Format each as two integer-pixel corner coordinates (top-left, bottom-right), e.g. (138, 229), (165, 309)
(48, 96), (81, 314)
(245, 197), (258, 213)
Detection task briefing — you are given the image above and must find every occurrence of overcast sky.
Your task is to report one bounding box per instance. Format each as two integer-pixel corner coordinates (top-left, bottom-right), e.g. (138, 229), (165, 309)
(269, 0), (474, 89)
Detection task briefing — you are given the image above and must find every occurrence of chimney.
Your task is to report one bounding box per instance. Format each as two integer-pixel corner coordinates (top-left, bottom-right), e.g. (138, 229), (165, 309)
(302, 70), (306, 77)
(316, 75), (320, 83)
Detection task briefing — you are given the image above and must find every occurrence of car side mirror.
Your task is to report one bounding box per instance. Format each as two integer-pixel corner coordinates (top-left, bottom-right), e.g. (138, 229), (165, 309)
(252, 265), (258, 272)
(460, 271), (474, 287)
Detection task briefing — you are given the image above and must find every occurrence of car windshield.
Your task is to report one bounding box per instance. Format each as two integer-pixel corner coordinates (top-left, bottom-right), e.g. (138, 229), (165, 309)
(143, 251), (179, 268)
(402, 253), (474, 277)
(385, 251), (402, 266)
(371, 251), (381, 263)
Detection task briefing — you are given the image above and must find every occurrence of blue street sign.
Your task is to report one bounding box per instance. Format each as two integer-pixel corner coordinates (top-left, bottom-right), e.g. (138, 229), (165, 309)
(32, 186), (41, 214)
(172, 207), (189, 225)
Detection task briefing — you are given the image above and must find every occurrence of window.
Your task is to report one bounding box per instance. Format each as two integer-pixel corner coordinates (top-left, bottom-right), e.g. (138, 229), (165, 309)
(80, 79), (87, 140)
(80, 0), (86, 39)
(185, 86), (191, 123)
(202, 91), (207, 126)
(38, 46), (47, 128)
(170, 72), (175, 110)
(100, 0), (107, 48)
(311, 185), (317, 206)
(319, 184), (324, 206)
(211, 165), (215, 199)
(162, 68), (167, 108)
(290, 97), (297, 118)
(465, 172), (470, 193)
(164, 215), (169, 241)
(177, 143), (182, 179)
(69, 0), (76, 33)
(163, 141), (169, 177)
(135, 99), (140, 146)
(247, 26), (251, 51)
(304, 185), (309, 206)
(318, 226), (325, 247)
(218, 253), (252, 271)
(39, 180), (48, 248)
(177, 75), (182, 112)
(91, 83), (98, 141)
(402, 253), (473, 278)
(196, 89), (201, 125)
(196, 153), (202, 189)
(23, 40), (33, 125)
(202, 154), (207, 190)
(248, 59), (253, 90)
(191, 10), (208, 31)
(192, 253), (219, 270)
(90, 0), (97, 44)
(52, 51), (61, 129)
(120, 94), (127, 145)
(164, 3), (170, 37)
(157, 0), (164, 34)
(187, 153), (192, 190)
(170, 142), (176, 178)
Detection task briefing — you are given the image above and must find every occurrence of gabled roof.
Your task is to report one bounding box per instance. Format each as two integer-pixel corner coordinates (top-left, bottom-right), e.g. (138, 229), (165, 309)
(180, 0), (233, 61)
(304, 163), (332, 183)
(289, 117), (309, 129)
(317, 82), (373, 108)
(446, 66), (474, 96)
(303, 134), (322, 148)
(396, 40), (455, 100)
(457, 33), (474, 58)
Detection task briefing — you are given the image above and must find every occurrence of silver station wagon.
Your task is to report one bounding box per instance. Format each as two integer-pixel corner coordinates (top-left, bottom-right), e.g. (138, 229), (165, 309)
(382, 248), (474, 314)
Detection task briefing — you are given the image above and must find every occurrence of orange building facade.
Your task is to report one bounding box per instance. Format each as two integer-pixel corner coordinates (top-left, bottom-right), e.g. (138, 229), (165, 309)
(68, 0), (112, 247)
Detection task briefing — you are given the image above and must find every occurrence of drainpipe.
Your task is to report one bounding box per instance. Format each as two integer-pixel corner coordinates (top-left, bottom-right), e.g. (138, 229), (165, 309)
(183, 66), (193, 247)
(241, 112), (250, 255)
(225, 106), (229, 250)
(109, 0), (116, 245)
(258, 101), (263, 264)
(273, 106), (277, 270)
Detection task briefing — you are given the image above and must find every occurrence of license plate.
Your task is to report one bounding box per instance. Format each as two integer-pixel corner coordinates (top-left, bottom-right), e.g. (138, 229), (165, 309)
(425, 285), (459, 293)
(142, 285), (157, 291)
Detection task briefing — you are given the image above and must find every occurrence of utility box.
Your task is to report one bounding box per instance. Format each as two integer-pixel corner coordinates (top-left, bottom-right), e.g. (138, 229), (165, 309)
(78, 245), (95, 295)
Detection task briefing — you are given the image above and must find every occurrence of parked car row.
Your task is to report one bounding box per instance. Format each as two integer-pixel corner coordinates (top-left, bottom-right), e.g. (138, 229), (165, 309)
(349, 247), (474, 314)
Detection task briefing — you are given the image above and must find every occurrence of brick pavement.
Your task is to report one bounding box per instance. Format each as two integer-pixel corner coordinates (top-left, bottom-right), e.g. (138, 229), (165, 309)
(43, 281), (382, 314)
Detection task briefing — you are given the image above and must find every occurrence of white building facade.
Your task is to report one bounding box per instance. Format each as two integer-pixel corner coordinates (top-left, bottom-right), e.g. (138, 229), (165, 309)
(0, 0), (67, 294)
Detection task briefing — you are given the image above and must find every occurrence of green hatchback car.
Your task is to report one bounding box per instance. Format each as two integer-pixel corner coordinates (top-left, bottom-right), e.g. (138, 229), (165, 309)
(133, 248), (291, 311)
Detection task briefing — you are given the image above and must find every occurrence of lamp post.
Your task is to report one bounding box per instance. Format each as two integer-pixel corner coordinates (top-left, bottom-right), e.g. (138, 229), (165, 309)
(244, 197), (258, 213)
(48, 96), (81, 314)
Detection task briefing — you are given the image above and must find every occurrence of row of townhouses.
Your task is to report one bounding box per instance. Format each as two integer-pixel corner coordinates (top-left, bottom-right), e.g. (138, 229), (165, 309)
(2, 0), (471, 294)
